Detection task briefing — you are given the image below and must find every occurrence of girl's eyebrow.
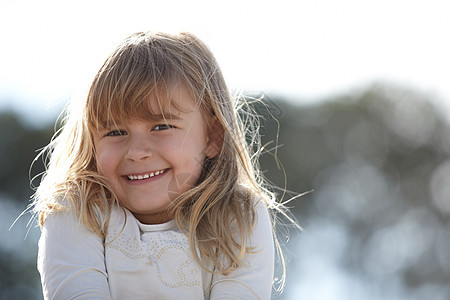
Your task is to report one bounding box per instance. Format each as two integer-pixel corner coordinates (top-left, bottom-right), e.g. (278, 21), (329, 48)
(100, 113), (183, 126)
(152, 113), (183, 121)
(99, 120), (123, 129)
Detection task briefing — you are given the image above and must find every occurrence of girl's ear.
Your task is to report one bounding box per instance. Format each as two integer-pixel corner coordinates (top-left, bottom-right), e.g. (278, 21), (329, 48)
(204, 117), (224, 158)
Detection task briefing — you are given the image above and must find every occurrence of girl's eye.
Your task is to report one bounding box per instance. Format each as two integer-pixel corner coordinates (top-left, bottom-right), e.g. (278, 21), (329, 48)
(106, 130), (127, 137)
(153, 124), (174, 131)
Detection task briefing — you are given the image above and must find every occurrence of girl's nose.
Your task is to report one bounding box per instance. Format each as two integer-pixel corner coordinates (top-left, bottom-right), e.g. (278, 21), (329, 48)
(125, 135), (153, 161)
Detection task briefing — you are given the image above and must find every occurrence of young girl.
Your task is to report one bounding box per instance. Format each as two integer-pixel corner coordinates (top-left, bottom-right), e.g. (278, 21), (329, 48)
(34, 31), (288, 299)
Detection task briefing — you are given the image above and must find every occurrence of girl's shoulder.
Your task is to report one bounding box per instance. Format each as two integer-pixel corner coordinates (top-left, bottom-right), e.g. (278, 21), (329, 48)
(236, 184), (272, 213)
(251, 196), (274, 245)
(233, 184), (273, 241)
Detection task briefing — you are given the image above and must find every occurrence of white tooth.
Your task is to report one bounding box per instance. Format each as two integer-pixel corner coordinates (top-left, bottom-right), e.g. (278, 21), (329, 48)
(143, 174), (149, 179)
(155, 171), (160, 176)
(137, 175), (143, 180)
(150, 172), (155, 177)
(160, 170), (164, 174)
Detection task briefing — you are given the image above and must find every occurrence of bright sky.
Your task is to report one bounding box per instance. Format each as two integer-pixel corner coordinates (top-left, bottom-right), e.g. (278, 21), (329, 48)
(1, 0), (450, 125)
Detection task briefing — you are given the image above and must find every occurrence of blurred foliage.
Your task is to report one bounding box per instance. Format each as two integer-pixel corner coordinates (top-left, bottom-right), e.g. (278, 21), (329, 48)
(2, 82), (450, 299)
(260, 83), (450, 299)
(0, 113), (52, 201)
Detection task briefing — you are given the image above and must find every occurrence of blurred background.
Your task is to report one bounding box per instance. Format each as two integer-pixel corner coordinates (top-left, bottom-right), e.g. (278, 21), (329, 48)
(1, 0), (450, 299)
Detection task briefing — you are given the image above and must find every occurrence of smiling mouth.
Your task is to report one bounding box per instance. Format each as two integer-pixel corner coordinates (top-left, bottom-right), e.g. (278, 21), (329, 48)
(127, 169), (167, 181)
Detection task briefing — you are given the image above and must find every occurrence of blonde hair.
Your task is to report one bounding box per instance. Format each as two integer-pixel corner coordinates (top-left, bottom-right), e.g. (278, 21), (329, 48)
(33, 31), (288, 281)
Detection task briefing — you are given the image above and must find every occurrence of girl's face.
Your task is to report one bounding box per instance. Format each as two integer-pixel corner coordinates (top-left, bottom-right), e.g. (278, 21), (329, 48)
(94, 85), (217, 224)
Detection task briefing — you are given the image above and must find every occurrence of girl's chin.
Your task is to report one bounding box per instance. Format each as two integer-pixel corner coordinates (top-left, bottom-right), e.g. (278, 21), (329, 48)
(120, 200), (171, 215)
(130, 210), (173, 224)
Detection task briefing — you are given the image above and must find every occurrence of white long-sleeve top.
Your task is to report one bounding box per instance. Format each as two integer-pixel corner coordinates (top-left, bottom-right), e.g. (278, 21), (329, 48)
(38, 200), (274, 299)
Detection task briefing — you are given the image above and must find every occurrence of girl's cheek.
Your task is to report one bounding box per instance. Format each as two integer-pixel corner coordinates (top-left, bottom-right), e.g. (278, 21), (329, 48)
(95, 145), (114, 174)
(95, 155), (105, 175)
